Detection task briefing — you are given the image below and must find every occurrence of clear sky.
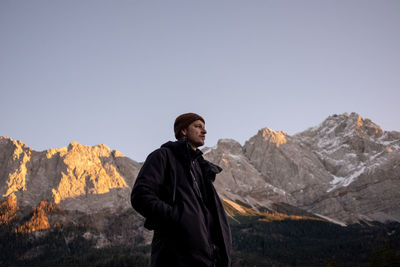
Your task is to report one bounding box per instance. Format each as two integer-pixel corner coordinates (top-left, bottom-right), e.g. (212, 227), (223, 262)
(1, 0), (399, 162)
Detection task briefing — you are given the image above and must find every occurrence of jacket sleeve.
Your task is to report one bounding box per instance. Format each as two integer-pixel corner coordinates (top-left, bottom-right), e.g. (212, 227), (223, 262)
(131, 148), (175, 231)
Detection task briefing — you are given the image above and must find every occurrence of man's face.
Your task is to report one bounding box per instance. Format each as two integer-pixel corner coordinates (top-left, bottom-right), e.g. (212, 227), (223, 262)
(181, 120), (207, 149)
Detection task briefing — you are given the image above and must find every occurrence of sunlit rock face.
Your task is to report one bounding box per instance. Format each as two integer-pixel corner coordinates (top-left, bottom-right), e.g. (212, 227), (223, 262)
(0, 137), (149, 247)
(0, 137), (31, 198)
(0, 137), (140, 212)
(0, 193), (18, 225)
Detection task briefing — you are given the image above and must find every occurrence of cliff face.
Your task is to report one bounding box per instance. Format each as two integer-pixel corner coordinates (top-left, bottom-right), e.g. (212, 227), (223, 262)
(0, 137), (140, 211)
(203, 139), (295, 209)
(0, 137), (150, 248)
(242, 128), (332, 206)
(0, 138), (31, 198)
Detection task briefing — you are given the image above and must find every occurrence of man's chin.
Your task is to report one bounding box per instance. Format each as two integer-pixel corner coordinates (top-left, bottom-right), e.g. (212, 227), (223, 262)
(190, 140), (204, 148)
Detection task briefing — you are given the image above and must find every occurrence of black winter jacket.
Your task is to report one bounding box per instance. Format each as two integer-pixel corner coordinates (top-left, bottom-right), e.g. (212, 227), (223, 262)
(131, 140), (232, 267)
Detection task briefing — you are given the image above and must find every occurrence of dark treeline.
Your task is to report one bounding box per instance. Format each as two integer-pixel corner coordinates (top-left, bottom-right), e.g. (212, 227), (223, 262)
(230, 216), (400, 266)
(0, 223), (149, 267)
(1, 218), (400, 266)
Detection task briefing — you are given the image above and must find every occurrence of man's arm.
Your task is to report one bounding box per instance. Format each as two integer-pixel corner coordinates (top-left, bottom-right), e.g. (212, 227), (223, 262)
(131, 149), (175, 231)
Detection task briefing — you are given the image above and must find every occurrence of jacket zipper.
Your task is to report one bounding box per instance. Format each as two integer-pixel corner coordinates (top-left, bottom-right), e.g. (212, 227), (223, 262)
(190, 160), (214, 260)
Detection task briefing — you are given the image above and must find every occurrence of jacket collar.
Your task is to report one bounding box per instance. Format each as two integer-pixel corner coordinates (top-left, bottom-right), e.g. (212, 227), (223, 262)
(198, 158), (222, 182)
(161, 140), (222, 181)
(161, 139), (193, 163)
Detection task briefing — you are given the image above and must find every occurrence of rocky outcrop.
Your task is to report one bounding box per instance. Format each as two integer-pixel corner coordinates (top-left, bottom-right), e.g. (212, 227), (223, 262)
(0, 138), (31, 198)
(16, 201), (60, 233)
(0, 193), (18, 225)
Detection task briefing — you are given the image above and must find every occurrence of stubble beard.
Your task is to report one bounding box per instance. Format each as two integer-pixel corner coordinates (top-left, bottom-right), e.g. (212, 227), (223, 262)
(188, 138), (204, 149)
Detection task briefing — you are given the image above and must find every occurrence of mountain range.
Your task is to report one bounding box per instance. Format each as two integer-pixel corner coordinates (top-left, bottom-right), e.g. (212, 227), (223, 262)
(1, 112), (399, 265)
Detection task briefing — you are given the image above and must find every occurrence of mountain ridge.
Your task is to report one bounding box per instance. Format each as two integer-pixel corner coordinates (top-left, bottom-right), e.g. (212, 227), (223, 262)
(1, 112), (399, 234)
(1, 112), (400, 266)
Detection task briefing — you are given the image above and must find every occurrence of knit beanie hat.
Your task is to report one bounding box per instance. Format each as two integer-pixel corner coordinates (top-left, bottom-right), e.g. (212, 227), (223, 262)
(174, 113), (205, 140)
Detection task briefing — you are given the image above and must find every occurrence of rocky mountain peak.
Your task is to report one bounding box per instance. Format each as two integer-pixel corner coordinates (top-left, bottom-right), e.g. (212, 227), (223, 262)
(345, 112), (384, 137)
(259, 128), (288, 147)
(215, 139), (243, 155)
(307, 112), (384, 140)
(295, 112), (399, 163)
(67, 141), (112, 156)
(0, 136), (30, 151)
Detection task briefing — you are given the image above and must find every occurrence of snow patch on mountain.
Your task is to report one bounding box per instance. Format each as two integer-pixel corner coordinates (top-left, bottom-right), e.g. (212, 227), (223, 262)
(328, 166), (366, 192)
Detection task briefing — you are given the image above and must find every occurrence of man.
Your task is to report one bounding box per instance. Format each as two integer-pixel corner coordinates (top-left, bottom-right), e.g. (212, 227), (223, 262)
(131, 113), (232, 267)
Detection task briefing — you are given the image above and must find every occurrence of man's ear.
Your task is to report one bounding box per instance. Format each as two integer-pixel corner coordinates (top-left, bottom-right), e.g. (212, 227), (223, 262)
(181, 128), (187, 137)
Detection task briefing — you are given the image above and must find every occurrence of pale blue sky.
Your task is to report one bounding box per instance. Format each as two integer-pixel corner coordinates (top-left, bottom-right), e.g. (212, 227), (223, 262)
(1, 0), (399, 161)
